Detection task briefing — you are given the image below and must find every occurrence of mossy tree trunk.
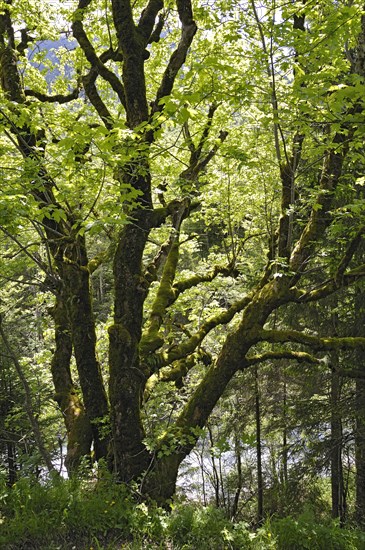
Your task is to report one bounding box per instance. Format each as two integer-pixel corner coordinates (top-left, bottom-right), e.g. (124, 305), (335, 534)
(109, 215), (153, 481)
(49, 291), (93, 474)
(0, 19), (109, 463)
(144, 279), (292, 502)
(104, 0), (197, 482)
(61, 239), (109, 461)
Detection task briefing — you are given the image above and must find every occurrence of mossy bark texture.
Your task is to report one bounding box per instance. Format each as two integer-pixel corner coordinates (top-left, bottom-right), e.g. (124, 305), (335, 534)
(50, 293), (93, 474)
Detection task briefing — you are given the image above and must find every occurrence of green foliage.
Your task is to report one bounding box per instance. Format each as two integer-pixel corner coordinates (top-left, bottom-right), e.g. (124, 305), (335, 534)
(2, 479), (364, 550)
(167, 503), (251, 549)
(270, 515), (365, 550)
(0, 476), (166, 549)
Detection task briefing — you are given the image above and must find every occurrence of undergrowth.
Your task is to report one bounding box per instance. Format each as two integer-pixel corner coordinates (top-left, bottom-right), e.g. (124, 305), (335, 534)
(0, 477), (364, 549)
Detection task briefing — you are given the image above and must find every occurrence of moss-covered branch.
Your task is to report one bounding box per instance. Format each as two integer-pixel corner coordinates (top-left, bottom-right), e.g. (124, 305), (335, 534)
(141, 241), (180, 354)
(258, 328), (365, 351)
(292, 263), (365, 303)
(87, 240), (117, 274)
(150, 293), (253, 370)
(245, 349), (325, 367)
(174, 263), (239, 296)
(145, 356), (195, 397)
(246, 348), (365, 380)
(141, 197), (193, 352)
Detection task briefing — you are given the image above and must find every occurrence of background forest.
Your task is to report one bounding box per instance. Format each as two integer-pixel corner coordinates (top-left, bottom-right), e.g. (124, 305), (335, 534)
(1, 0), (365, 548)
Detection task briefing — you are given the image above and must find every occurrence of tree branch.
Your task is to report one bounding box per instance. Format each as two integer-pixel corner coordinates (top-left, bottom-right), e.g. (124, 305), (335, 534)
(138, 0), (164, 43)
(195, 103), (219, 160)
(144, 355), (196, 398)
(16, 28), (34, 56)
(87, 240), (117, 274)
(149, 293), (253, 370)
(245, 349), (365, 380)
(289, 132), (348, 275)
(258, 328), (365, 351)
(288, 7), (365, 277)
(0, 224), (53, 276)
(245, 349), (326, 367)
(148, 11), (166, 44)
(141, 198), (191, 353)
(25, 86), (80, 104)
(174, 264), (239, 296)
(335, 224), (365, 283)
(152, 0), (197, 113)
(72, 5), (126, 108)
(292, 262), (365, 303)
(82, 69), (114, 129)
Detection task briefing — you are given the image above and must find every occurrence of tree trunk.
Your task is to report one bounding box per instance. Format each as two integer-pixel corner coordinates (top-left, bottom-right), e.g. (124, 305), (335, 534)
(208, 425), (220, 508)
(6, 440), (17, 487)
(0, 28), (109, 464)
(61, 250), (109, 461)
(255, 366), (264, 524)
(330, 362), (345, 524)
(355, 373), (365, 525)
(49, 292), (93, 474)
(354, 289), (365, 525)
(282, 371), (288, 486)
(231, 430), (243, 519)
(109, 216), (152, 482)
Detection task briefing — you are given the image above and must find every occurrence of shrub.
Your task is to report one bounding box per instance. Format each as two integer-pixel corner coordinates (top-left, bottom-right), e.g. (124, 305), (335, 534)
(1, 477), (365, 550)
(270, 516), (365, 550)
(167, 503), (251, 549)
(0, 476), (165, 549)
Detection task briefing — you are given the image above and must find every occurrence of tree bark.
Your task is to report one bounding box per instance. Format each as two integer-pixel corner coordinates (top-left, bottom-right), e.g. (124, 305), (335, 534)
(330, 364), (345, 524)
(109, 215), (153, 481)
(231, 428), (243, 519)
(49, 292), (93, 474)
(61, 242), (109, 461)
(355, 373), (365, 526)
(255, 366), (264, 524)
(354, 289), (365, 525)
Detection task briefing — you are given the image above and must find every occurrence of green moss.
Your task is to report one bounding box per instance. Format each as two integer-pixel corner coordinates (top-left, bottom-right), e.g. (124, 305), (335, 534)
(108, 323), (132, 345)
(140, 334), (164, 355)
